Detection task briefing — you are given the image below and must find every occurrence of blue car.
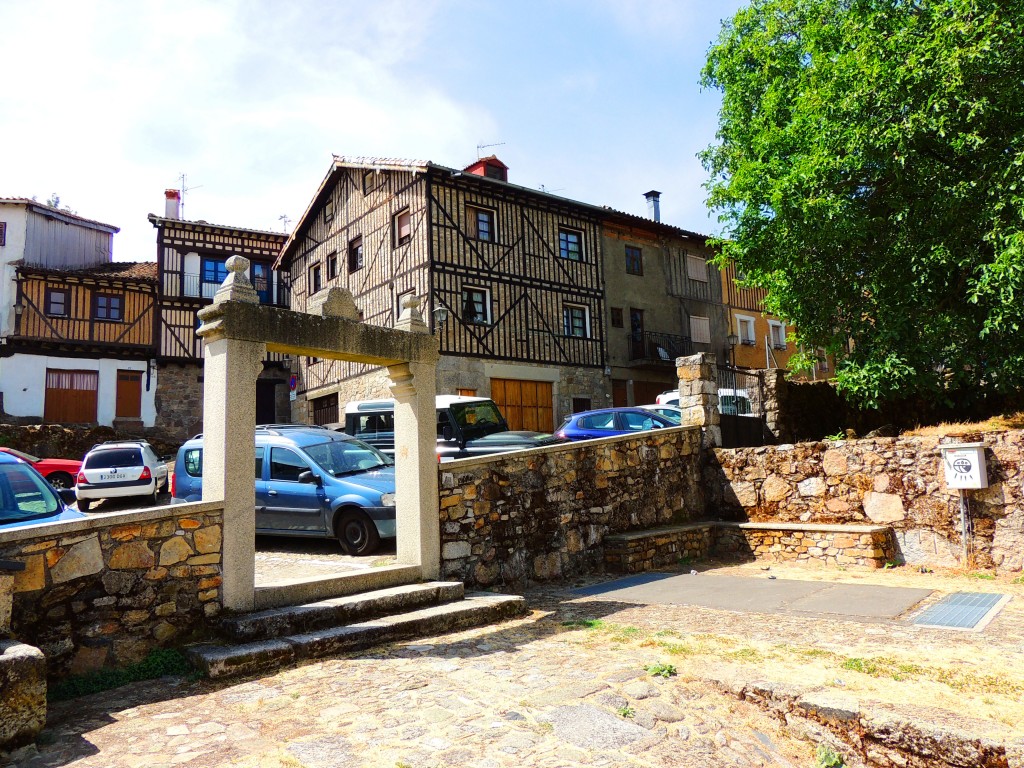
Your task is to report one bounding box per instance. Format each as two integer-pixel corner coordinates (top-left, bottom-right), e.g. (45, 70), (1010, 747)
(0, 451), (84, 530)
(555, 407), (677, 441)
(170, 426), (396, 555)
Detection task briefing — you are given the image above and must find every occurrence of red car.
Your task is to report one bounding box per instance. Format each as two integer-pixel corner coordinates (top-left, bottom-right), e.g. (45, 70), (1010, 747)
(0, 447), (82, 489)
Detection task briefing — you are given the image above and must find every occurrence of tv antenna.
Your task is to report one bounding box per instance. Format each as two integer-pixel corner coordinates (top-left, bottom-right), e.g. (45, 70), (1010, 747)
(476, 141), (505, 158)
(278, 214), (292, 232)
(177, 172), (203, 218)
(538, 184), (565, 194)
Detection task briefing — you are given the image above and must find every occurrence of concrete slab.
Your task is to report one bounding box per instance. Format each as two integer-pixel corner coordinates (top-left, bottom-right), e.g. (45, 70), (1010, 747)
(573, 573), (933, 621)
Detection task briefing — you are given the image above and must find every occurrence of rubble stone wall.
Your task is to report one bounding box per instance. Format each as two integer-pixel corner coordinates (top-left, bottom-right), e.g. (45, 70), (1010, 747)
(705, 433), (1024, 571)
(438, 426), (705, 590)
(0, 502), (223, 678)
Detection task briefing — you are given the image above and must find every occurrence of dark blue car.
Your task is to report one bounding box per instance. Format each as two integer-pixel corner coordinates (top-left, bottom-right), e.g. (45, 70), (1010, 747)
(0, 452), (84, 530)
(555, 407), (677, 441)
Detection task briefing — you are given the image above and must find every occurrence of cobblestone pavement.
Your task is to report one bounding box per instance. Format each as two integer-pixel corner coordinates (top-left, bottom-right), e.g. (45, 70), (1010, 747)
(8, 597), (815, 768)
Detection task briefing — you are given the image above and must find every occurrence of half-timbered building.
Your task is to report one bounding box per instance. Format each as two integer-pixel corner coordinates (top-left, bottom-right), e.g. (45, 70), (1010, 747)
(0, 198), (159, 427)
(149, 190), (291, 438)
(601, 196), (729, 406)
(276, 156), (607, 431)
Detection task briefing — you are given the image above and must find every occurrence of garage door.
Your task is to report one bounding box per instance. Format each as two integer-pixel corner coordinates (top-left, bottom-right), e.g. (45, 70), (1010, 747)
(490, 379), (553, 432)
(44, 369), (98, 424)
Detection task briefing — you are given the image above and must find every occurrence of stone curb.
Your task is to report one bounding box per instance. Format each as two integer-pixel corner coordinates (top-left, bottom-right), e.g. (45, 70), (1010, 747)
(705, 670), (1024, 768)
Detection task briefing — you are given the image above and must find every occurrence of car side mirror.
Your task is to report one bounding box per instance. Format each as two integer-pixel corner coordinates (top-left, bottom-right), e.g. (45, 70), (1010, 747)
(297, 470), (322, 486)
(58, 488), (77, 506)
(442, 425), (454, 441)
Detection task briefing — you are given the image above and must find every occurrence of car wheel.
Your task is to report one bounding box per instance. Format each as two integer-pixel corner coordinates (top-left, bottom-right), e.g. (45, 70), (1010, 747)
(47, 471), (74, 490)
(335, 509), (381, 556)
(151, 487), (160, 506)
(78, 498), (91, 512)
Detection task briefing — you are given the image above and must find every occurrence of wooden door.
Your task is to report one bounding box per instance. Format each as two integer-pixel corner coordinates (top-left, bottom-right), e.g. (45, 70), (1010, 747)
(257, 379), (280, 424)
(490, 378), (554, 432)
(612, 379), (628, 407)
(634, 381), (668, 406)
(115, 370), (143, 418)
(44, 369), (98, 424)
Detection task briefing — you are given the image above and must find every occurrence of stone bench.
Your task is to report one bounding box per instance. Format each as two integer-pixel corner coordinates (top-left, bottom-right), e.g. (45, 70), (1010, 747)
(604, 522), (896, 574)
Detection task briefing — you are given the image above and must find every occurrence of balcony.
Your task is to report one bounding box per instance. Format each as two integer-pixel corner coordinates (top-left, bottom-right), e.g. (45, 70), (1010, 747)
(628, 331), (693, 367)
(180, 272), (290, 307)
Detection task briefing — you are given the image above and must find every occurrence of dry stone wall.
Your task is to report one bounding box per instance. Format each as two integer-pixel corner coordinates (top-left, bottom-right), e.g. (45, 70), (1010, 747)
(438, 426), (705, 590)
(0, 502), (223, 678)
(705, 433), (1024, 571)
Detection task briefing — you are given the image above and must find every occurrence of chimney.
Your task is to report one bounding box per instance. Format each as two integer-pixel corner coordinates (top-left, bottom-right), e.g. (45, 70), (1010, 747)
(164, 189), (181, 219)
(643, 190), (661, 222)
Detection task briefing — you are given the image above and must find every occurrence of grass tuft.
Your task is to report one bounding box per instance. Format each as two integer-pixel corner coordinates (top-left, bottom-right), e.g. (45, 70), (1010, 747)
(49, 648), (193, 702)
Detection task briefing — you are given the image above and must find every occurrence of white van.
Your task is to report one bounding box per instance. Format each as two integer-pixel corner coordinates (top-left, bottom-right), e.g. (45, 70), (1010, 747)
(655, 388), (753, 415)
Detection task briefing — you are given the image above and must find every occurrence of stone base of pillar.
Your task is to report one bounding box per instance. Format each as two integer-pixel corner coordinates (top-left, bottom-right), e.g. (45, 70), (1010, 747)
(0, 640), (46, 751)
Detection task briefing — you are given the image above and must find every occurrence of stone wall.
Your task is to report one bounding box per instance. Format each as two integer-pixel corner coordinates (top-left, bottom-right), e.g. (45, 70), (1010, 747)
(0, 502), (223, 678)
(154, 361), (204, 441)
(437, 426), (705, 590)
(705, 433), (1024, 571)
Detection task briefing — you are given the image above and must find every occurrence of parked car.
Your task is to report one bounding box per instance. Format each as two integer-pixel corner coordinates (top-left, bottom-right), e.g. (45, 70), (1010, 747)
(655, 390), (679, 406)
(555, 407), (677, 441)
(171, 425), (395, 555)
(0, 451), (84, 530)
(341, 395), (565, 461)
(0, 447), (81, 489)
(638, 404), (683, 424)
(75, 440), (169, 512)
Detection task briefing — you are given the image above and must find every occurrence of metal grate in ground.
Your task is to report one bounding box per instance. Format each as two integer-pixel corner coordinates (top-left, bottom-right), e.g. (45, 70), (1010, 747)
(912, 591), (1007, 630)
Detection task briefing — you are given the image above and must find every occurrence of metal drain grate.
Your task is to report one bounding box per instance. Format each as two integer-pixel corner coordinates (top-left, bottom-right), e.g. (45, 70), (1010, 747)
(912, 592), (1005, 630)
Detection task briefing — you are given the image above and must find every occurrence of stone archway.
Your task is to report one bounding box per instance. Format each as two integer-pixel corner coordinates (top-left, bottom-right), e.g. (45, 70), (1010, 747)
(197, 257), (439, 611)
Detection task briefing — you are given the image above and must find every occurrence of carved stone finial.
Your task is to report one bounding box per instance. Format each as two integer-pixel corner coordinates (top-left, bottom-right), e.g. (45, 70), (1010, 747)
(395, 294), (429, 334)
(212, 255), (259, 305)
(309, 287), (360, 320)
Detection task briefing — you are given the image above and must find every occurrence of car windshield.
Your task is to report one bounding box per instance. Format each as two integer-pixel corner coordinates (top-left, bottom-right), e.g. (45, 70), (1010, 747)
(303, 439), (392, 476)
(84, 448), (142, 468)
(450, 401), (506, 438)
(3, 447), (41, 463)
(0, 464), (60, 523)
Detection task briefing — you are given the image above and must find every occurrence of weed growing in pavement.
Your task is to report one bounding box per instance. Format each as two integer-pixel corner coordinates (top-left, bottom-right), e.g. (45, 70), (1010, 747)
(968, 571), (996, 580)
(49, 648), (194, 701)
(815, 744), (846, 767)
(645, 662), (677, 678)
(561, 618), (606, 630)
(617, 705), (636, 718)
(841, 656), (925, 681)
(1013, 575), (1024, 585)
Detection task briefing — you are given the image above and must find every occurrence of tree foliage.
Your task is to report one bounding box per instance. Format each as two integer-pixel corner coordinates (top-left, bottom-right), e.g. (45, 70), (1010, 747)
(701, 0), (1024, 407)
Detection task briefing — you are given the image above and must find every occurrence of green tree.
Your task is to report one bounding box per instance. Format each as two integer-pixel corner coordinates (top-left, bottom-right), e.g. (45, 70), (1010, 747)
(701, 0), (1024, 407)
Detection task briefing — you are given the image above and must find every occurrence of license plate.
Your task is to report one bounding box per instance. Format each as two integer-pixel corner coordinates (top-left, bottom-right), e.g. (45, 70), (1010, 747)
(100, 473), (127, 481)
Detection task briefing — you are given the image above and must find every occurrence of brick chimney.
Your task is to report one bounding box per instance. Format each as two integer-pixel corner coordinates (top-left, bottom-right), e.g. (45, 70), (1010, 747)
(644, 190), (661, 222)
(164, 189), (181, 219)
(463, 155), (508, 182)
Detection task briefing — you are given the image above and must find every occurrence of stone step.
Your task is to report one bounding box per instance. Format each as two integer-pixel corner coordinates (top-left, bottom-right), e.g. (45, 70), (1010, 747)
(188, 593), (526, 680)
(220, 581), (466, 642)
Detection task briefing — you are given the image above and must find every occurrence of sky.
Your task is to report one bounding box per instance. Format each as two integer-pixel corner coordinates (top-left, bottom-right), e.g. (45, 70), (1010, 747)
(0, 0), (746, 262)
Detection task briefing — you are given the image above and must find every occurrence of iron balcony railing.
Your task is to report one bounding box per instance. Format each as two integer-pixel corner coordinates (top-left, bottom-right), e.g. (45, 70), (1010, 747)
(180, 272), (290, 307)
(628, 331), (693, 364)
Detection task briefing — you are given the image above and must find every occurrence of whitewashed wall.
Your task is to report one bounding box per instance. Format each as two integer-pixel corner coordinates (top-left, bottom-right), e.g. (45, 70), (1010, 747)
(0, 354), (157, 427)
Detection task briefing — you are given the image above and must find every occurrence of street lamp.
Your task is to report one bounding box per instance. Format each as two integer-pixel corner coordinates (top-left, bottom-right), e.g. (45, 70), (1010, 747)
(432, 306), (450, 335)
(726, 332), (739, 366)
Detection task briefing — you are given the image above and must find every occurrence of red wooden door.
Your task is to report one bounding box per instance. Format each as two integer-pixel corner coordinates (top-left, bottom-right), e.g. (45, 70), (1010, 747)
(44, 369), (98, 424)
(115, 370), (143, 418)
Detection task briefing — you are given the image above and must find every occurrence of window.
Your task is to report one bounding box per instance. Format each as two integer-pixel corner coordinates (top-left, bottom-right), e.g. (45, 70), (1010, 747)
(323, 196), (334, 223)
(563, 303), (590, 338)
(461, 287), (491, 325)
(816, 348), (829, 372)
(610, 307), (623, 328)
(327, 251), (338, 280)
(467, 206), (495, 242)
(736, 314), (756, 345)
(311, 393), (339, 426)
(94, 294), (124, 321)
(578, 412), (616, 431)
(620, 411), (657, 431)
(362, 170), (380, 195)
(0, 221), (6, 246)
(348, 236), (363, 273)
(686, 254), (708, 282)
(625, 246), (643, 275)
(572, 397), (591, 413)
(45, 288), (69, 317)
(201, 257), (228, 298)
(308, 262), (322, 295)
(269, 447), (309, 482)
(558, 228), (583, 261)
(393, 209), (412, 246)
(690, 315), (711, 344)
(769, 321), (787, 349)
